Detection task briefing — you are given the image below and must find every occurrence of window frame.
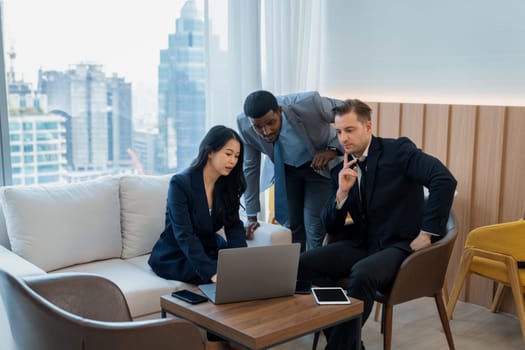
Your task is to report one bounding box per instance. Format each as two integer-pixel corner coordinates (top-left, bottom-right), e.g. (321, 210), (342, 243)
(0, 4), (13, 186)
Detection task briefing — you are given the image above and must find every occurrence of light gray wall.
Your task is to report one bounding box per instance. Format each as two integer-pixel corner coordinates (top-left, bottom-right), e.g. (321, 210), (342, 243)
(320, 0), (525, 105)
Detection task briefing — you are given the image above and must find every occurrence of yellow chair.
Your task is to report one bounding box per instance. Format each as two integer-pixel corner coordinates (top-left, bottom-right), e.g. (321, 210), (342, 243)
(446, 219), (525, 343)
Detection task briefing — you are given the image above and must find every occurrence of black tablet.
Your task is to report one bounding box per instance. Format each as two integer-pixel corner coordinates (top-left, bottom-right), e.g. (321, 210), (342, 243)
(311, 287), (351, 305)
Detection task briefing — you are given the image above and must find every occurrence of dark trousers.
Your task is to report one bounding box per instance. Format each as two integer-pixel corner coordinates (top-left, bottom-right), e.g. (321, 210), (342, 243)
(298, 241), (410, 349)
(284, 164), (331, 251)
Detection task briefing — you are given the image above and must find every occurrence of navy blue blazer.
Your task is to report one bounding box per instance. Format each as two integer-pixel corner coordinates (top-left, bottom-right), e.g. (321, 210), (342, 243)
(322, 136), (457, 253)
(148, 168), (247, 283)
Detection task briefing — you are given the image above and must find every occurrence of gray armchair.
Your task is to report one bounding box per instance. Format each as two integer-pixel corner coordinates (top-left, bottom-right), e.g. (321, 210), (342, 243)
(0, 270), (206, 350)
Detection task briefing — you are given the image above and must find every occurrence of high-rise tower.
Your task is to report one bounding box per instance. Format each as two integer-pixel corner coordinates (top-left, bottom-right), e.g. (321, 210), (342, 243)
(68, 63), (108, 170)
(107, 74), (132, 167)
(157, 0), (206, 173)
(6, 50), (67, 185)
(39, 66), (132, 172)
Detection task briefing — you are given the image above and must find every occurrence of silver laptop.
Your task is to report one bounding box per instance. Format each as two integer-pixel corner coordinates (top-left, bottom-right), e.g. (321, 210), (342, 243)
(199, 243), (300, 304)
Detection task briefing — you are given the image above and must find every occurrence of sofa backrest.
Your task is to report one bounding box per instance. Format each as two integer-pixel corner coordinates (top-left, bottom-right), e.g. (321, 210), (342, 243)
(0, 174), (174, 267)
(0, 176), (122, 271)
(119, 174), (172, 259)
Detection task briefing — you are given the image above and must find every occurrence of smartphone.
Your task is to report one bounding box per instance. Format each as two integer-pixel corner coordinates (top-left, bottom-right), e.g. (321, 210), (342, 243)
(171, 289), (209, 304)
(295, 280), (312, 294)
(311, 287), (351, 305)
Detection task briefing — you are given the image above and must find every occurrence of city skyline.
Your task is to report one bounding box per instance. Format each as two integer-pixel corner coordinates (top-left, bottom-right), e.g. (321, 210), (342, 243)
(4, 0), (217, 183)
(8, 62), (135, 184)
(2, 0), (227, 121)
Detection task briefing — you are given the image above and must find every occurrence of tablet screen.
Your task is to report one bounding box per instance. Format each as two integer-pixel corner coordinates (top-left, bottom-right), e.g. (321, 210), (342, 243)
(312, 287), (351, 305)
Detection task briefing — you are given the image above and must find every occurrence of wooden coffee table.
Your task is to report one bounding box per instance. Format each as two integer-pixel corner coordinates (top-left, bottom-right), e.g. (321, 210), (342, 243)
(161, 293), (363, 350)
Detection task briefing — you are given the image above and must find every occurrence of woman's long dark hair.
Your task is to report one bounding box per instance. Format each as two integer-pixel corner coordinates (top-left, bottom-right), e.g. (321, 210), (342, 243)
(189, 125), (246, 226)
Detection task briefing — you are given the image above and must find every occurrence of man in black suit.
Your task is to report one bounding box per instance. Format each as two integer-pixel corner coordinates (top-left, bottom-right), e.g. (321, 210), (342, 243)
(297, 99), (457, 349)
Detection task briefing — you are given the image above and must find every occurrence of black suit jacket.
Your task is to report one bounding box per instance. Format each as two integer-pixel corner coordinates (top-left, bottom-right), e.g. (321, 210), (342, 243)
(148, 168), (247, 283)
(322, 136), (457, 253)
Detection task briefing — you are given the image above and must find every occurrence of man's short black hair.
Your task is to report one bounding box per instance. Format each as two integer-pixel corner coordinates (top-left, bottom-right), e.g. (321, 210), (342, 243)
(243, 90), (279, 119)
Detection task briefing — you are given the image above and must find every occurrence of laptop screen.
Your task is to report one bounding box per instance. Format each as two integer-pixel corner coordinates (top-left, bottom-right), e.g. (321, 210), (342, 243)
(200, 243), (300, 304)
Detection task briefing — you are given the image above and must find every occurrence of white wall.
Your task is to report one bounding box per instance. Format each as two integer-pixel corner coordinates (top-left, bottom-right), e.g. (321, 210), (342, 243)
(320, 0), (525, 106)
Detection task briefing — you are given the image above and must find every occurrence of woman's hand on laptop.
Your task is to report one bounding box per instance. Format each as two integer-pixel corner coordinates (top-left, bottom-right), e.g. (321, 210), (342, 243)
(211, 274), (217, 283)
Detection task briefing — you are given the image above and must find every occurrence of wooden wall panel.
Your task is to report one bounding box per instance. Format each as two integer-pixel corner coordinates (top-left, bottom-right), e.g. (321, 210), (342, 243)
(499, 107), (525, 314)
(500, 107), (525, 222)
(446, 105), (477, 298)
(470, 106), (506, 226)
(368, 102), (379, 136)
(423, 104), (450, 165)
(400, 104), (424, 148)
(377, 103), (401, 138)
(467, 106), (506, 306)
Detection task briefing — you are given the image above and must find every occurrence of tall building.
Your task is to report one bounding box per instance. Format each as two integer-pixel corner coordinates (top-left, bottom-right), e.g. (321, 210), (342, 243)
(107, 74), (132, 168)
(157, 0), (206, 173)
(39, 64), (118, 172)
(68, 63), (108, 171)
(7, 48), (47, 114)
(39, 66), (134, 173)
(37, 69), (70, 114)
(7, 49), (66, 185)
(132, 127), (158, 175)
(8, 113), (68, 185)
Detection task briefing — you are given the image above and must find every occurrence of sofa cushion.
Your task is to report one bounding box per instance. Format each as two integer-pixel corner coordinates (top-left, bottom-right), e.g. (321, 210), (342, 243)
(54, 258), (190, 318)
(119, 174), (172, 259)
(0, 176), (121, 272)
(249, 222), (292, 246)
(124, 254), (152, 270)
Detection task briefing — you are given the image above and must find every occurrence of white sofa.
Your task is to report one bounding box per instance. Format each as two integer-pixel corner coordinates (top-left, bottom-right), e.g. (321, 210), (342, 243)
(0, 175), (290, 347)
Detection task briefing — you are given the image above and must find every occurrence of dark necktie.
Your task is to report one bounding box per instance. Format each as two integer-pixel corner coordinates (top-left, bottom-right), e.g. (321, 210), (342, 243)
(273, 141), (288, 225)
(358, 158), (367, 213)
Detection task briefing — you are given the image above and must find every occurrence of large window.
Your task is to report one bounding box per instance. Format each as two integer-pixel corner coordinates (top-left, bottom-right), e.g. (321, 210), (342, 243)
(0, 0), (234, 185)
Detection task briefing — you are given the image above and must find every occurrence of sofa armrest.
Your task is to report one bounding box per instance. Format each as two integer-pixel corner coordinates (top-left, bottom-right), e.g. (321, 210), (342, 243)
(247, 221), (291, 247)
(81, 318), (205, 350)
(24, 272), (133, 322)
(0, 247), (46, 350)
(0, 245), (46, 277)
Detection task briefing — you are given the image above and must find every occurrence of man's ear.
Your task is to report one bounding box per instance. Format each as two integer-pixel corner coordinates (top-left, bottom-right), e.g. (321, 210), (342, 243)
(365, 120), (372, 133)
